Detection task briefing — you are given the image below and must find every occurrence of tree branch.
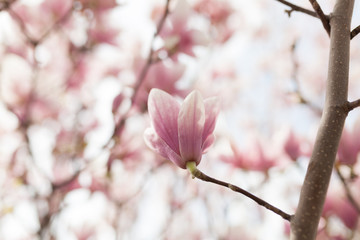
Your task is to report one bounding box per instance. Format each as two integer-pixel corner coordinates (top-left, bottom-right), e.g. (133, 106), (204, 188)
(186, 162), (292, 221)
(351, 25), (360, 39)
(290, 0), (354, 239)
(308, 0), (331, 35)
(275, 0), (318, 18)
(347, 99), (360, 112)
(335, 165), (360, 214)
(275, 0), (330, 35)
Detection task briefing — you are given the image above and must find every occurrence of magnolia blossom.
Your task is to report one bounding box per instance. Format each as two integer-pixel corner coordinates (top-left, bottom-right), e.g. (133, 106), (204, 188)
(144, 88), (219, 169)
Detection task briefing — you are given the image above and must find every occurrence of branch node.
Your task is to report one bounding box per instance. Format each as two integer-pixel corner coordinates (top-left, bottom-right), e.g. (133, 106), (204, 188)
(309, 0), (331, 35)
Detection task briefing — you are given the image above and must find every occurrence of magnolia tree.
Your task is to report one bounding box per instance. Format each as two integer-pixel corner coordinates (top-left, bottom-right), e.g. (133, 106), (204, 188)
(1, 0), (360, 239)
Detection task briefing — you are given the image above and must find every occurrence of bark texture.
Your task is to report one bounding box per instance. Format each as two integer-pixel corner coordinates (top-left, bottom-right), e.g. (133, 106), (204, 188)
(290, 0), (354, 239)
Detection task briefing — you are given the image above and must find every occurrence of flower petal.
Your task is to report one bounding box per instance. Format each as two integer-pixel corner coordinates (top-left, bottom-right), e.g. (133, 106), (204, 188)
(202, 134), (215, 153)
(202, 97), (220, 144)
(178, 90), (205, 165)
(144, 128), (185, 168)
(148, 88), (181, 154)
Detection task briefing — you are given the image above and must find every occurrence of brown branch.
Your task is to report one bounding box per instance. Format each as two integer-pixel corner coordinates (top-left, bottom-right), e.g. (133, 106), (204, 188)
(308, 0), (331, 36)
(186, 162), (292, 221)
(275, 0), (330, 35)
(290, 0), (354, 239)
(346, 99), (360, 112)
(351, 25), (360, 39)
(275, 0), (318, 18)
(335, 165), (360, 214)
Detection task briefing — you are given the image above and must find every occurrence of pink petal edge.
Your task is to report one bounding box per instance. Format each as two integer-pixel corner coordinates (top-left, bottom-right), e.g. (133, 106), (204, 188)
(148, 88), (181, 155)
(144, 128), (185, 168)
(202, 97), (220, 144)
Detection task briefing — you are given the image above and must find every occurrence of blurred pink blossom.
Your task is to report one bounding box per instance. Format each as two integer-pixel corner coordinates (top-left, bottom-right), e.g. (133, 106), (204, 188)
(144, 88), (219, 169)
(159, 0), (208, 59)
(78, 0), (117, 12)
(108, 128), (148, 170)
(41, 0), (72, 19)
(6, 83), (59, 124)
(323, 192), (359, 230)
(10, 0), (72, 37)
(221, 140), (277, 173)
(337, 126), (360, 166)
(283, 130), (311, 161)
(133, 60), (187, 110)
(88, 21), (119, 46)
(193, 0), (235, 43)
(193, 0), (233, 25)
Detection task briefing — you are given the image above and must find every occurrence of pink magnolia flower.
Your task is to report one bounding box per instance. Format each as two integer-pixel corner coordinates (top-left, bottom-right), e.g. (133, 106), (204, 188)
(144, 89), (219, 169)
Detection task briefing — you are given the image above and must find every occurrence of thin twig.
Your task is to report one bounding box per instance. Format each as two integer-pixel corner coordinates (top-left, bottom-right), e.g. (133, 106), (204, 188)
(275, 0), (330, 35)
(351, 25), (360, 39)
(186, 162), (292, 221)
(275, 0), (318, 18)
(8, 4), (73, 46)
(308, 0), (331, 35)
(289, 41), (322, 115)
(335, 165), (360, 214)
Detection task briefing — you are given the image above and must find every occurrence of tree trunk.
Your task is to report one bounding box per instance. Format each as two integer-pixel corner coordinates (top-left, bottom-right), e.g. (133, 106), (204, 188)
(290, 0), (354, 239)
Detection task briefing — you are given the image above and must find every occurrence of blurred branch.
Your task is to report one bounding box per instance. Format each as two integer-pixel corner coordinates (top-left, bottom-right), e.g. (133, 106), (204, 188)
(131, 0), (171, 104)
(308, 0), (330, 36)
(289, 41), (322, 115)
(37, 7), (74, 43)
(275, 0), (318, 18)
(186, 162), (292, 221)
(7, 4), (73, 46)
(335, 165), (360, 214)
(111, 0), (171, 140)
(7, 8), (38, 46)
(350, 25), (360, 39)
